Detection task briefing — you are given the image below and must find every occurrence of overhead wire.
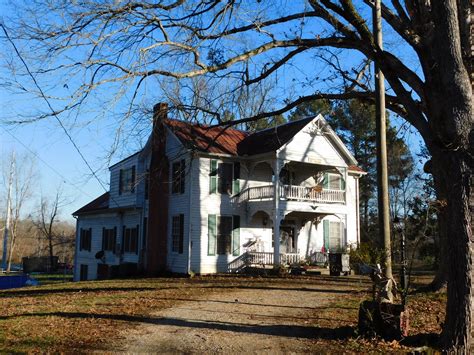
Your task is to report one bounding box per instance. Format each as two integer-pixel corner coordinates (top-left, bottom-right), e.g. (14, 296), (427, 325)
(0, 23), (121, 207)
(1, 126), (94, 199)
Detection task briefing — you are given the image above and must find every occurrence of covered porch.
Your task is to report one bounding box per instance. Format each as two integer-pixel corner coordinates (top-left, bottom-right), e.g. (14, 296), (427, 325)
(230, 209), (347, 273)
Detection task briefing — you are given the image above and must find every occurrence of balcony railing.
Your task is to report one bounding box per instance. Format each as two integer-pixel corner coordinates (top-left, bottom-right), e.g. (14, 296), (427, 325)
(232, 184), (345, 204)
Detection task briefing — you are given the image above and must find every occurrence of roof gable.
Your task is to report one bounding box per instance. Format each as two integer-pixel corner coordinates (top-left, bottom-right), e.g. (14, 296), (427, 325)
(278, 115), (358, 166)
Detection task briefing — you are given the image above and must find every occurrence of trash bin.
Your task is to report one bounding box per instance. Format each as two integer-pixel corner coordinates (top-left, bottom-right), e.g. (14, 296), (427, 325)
(328, 253), (350, 276)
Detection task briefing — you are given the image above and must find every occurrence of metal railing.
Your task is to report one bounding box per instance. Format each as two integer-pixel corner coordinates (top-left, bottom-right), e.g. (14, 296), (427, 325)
(232, 184), (345, 204)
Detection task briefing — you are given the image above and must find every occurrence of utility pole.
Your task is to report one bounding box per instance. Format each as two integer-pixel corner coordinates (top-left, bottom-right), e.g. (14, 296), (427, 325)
(373, 0), (393, 281)
(2, 156), (14, 272)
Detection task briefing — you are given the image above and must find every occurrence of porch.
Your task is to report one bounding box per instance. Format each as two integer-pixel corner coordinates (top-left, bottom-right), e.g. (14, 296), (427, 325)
(232, 184), (345, 204)
(227, 251), (328, 273)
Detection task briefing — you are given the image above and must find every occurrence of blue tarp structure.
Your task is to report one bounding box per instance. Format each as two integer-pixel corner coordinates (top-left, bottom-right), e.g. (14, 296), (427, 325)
(0, 274), (30, 290)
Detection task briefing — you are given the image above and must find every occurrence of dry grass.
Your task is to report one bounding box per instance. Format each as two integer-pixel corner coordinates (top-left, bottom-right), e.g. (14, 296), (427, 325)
(0, 274), (445, 353)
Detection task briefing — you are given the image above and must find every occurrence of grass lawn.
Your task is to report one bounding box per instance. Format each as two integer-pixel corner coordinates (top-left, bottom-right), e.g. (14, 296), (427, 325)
(0, 274), (445, 353)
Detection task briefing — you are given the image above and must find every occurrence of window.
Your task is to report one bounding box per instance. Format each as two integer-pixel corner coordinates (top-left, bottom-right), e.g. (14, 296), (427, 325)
(172, 160), (186, 194)
(119, 166), (136, 194)
(323, 220), (343, 252)
(102, 227), (117, 252)
(323, 172), (345, 191)
(209, 159), (240, 195)
(123, 225), (139, 253)
(171, 215), (184, 253)
(80, 228), (92, 252)
(217, 216), (232, 254)
(208, 215), (240, 256)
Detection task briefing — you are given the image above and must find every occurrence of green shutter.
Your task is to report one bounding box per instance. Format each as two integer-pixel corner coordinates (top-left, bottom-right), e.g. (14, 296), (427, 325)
(323, 220), (329, 252)
(210, 159), (217, 194)
(208, 214), (217, 255)
(323, 173), (329, 189)
(233, 162), (240, 195)
(340, 174), (345, 191)
(232, 215), (240, 256)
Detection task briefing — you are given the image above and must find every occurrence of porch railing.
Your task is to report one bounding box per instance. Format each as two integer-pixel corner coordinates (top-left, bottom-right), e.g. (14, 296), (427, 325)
(228, 251), (302, 273)
(232, 184), (345, 204)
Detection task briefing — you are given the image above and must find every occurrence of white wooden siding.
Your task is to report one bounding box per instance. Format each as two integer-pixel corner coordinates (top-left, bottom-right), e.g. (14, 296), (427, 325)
(279, 122), (347, 167)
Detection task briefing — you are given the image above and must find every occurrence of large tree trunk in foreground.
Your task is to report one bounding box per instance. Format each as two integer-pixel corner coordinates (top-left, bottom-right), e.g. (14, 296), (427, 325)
(427, 2), (473, 351)
(432, 151), (472, 352)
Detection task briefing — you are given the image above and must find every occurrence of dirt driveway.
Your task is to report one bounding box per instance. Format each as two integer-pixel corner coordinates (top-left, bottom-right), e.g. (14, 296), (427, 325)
(124, 277), (366, 353)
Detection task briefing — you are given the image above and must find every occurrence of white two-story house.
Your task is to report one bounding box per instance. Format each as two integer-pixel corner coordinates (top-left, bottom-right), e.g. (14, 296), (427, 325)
(73, 103), (365, 281)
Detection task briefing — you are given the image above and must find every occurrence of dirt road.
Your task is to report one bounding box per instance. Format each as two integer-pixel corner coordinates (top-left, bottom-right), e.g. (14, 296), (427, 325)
(124, 278), (362, 353)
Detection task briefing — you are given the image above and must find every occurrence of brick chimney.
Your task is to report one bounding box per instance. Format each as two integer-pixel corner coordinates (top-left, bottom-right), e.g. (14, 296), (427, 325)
(146, 102), (169, 275)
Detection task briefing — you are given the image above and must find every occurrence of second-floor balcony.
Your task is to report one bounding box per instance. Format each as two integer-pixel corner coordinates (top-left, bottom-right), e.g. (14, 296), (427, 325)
(232, 184), (345, 205)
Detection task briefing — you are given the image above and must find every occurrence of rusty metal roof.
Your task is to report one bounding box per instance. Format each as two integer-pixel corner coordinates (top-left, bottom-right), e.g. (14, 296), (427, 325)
(165, 119), (249, 156)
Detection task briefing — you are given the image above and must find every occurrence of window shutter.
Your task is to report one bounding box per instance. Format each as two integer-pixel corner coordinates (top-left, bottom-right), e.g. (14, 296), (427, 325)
(79, 229), (83, 251)
(323, 173), (329, 189)
(208, 214), (217, 255)
(323, 220), (329, 252)
(88, 228), (92, 251)
(131, 166), (136, 193)
(135, 224), (140, 254)
(180, 160), (186, 194)
(179, 214), (184, 254)
(232, 215), (240, 256)
(209, 159), (217, 194)
(113, 227), (117, 251)
(340, 174), (345, 190)
(122, 226), (125, 254)
(119, 169), (123, 195)
(102, 227), (105, 250)
(233, 162), (240, 195)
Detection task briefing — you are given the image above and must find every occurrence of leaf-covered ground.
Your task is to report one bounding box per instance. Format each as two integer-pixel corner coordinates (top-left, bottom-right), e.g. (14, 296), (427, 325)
(0, 274), (445, 353)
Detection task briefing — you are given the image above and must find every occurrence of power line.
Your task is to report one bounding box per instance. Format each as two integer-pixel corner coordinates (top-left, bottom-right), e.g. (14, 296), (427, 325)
(0, 23), (119, 207)
(1, 126), (94, 199)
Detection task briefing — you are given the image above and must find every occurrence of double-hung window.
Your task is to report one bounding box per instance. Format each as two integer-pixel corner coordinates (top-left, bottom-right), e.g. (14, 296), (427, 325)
(171, 214), (184, 254)
(80, 228), (92, 252)
(119, 166), (136, 194)
(123, 225), (139, 254)
(102, 227), (117, 252)
(323, 220), (343, 252)
(322, 172), (345, 190)
(208, 215), (240, 256)
(209, 159), (240, 195)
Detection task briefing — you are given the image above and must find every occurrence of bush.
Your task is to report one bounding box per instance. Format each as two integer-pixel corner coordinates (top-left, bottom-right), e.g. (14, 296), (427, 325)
(349, 243), (386, 271)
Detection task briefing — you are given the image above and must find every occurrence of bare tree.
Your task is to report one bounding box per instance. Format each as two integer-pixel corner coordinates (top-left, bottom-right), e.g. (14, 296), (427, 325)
(1, 152), (35, 271)
(35, 190), (62, 268)
(2, 1), (472, 351)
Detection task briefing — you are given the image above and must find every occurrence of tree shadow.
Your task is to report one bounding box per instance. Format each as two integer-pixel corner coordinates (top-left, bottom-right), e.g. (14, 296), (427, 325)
(0, 286), (164, 298)
(0, 311), (356, 340)
(160, 297), (357, 311)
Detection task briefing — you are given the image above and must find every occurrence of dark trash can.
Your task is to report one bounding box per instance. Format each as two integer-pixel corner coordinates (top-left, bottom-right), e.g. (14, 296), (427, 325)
(328, 253), (350, 276)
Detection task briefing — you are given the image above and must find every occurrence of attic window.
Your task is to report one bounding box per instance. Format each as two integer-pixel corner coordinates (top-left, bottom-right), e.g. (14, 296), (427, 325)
(119, 166), (136, 194)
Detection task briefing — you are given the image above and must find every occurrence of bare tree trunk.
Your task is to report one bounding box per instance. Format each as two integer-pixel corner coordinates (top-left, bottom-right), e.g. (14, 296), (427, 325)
(432, 150), (472, 352)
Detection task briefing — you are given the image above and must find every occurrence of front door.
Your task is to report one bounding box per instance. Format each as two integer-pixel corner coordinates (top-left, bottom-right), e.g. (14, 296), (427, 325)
(280, 226), (296, 253)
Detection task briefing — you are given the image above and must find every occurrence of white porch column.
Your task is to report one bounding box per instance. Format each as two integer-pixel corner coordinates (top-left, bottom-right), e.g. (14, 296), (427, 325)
(273, 158), (281, 267)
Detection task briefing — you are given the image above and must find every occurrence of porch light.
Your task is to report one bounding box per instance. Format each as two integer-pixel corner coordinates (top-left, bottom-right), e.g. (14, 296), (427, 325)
(262, 217), (268, 226)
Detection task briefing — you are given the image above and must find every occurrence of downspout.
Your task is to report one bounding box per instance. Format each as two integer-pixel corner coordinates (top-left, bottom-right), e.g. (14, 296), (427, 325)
(187, 154), (194, 274)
